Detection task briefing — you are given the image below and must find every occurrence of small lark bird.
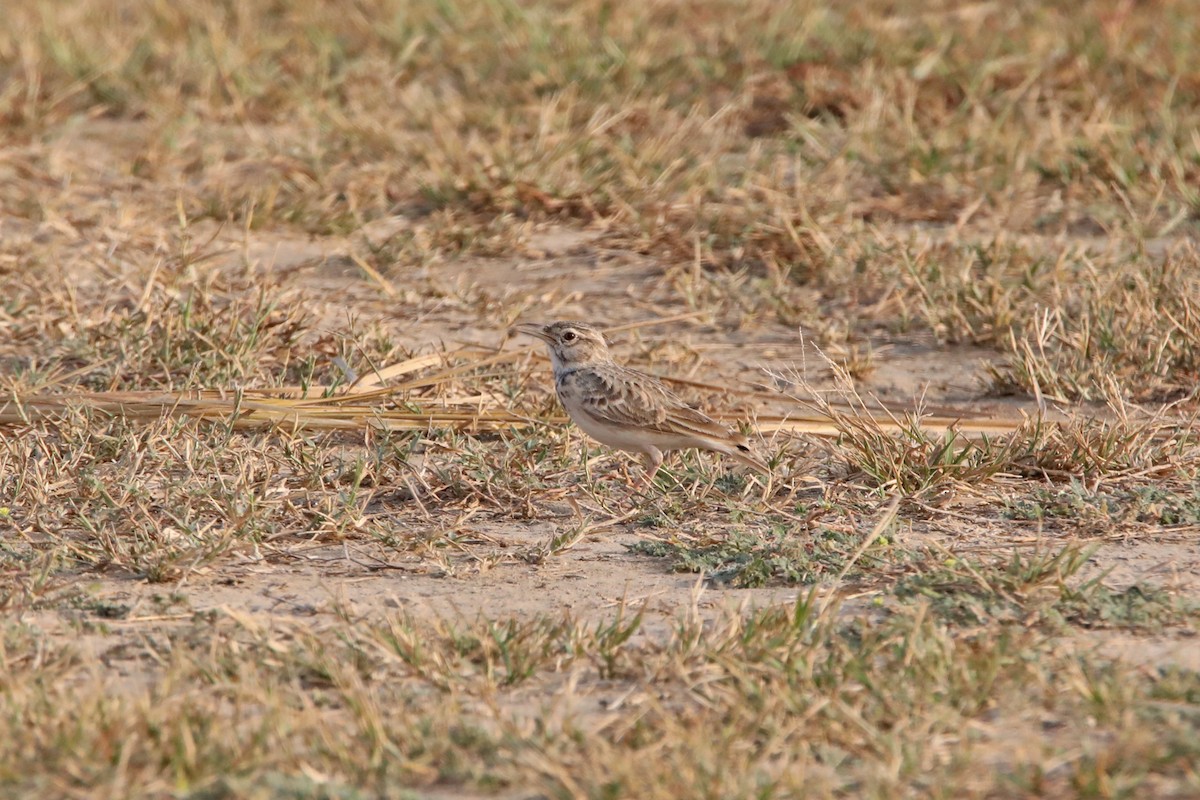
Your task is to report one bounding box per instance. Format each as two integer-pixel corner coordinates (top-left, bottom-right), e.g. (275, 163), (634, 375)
(513, 321), (768, 485)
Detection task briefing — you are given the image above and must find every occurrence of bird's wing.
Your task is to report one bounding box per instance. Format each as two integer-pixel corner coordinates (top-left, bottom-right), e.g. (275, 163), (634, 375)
(570, 365), (735, 440)
(564, 365), (769, 472)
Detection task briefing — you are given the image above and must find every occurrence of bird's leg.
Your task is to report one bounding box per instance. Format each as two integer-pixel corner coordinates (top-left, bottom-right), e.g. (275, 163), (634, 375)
(637, 448), (664, 490)
(581, 439), (593, 485)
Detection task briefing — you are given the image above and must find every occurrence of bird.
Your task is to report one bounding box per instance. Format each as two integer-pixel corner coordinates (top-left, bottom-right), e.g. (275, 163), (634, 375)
(512, 321), (769, 486)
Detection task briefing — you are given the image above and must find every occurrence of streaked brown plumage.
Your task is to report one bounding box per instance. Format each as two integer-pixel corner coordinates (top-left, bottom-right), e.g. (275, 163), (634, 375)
(512, 321), (768, 484)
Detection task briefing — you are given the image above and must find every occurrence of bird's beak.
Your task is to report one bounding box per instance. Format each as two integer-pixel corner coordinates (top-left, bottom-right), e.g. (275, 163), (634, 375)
(510, 322), (553, 344)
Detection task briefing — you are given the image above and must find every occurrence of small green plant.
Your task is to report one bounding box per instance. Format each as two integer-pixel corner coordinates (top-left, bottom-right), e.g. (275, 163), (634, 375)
(897, 545), (1199, 632)
(630, 522), (901, 588)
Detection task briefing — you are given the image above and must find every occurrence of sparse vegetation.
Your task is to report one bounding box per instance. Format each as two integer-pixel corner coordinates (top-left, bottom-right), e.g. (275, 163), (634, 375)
(2, 0), (1199, 796)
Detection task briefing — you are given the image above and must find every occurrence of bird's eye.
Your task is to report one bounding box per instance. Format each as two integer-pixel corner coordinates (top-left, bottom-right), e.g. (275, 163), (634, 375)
(562, 331), (577, 342)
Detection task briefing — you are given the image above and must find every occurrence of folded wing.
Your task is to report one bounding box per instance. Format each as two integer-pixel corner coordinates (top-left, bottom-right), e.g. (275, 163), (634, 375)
(570, 365), (768, 472)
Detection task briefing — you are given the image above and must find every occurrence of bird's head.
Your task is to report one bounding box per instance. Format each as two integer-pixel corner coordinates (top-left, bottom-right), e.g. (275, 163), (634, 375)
(511, 321), (611, 371)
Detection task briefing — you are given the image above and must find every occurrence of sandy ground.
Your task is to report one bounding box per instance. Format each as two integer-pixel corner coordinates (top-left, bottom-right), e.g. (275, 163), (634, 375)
(10, 209), (1198, 684)
(3, 120), (1197, 698)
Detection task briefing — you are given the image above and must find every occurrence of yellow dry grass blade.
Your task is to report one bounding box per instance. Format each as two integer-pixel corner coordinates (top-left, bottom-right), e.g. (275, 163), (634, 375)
(750, 414), (1025, 438)
(0, 343), (1033, 437)
(0, 389), (542, 433)
(0, 388), (1027, 438)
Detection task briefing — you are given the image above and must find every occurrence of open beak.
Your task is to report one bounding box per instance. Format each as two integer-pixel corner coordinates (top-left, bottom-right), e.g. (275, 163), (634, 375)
(510, 322), (553, 344)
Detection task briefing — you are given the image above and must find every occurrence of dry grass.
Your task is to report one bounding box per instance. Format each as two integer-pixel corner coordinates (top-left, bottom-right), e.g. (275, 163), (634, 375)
(2, 0), (1200, 797)
(3, 587), (1198, 799)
